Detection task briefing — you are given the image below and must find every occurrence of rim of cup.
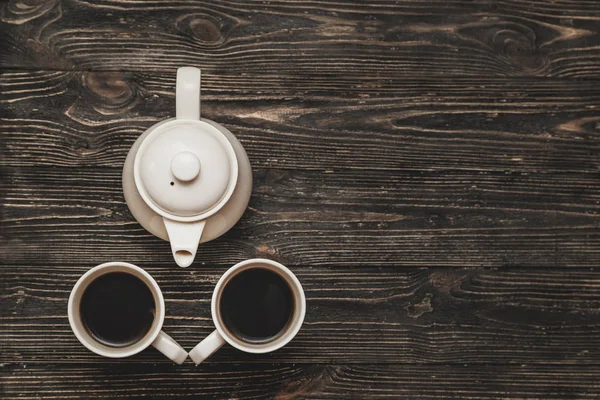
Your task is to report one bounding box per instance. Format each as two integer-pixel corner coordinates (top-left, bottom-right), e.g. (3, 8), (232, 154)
(67, 262), (165, 358)
(211, 258), (306, 354)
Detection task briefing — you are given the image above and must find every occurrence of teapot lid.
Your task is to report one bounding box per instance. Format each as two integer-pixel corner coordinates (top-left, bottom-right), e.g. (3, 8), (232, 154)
(133, 120), (239, 221)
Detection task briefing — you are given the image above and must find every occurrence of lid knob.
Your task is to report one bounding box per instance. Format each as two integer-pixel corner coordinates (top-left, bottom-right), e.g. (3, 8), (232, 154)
(171, 151), (201, 182)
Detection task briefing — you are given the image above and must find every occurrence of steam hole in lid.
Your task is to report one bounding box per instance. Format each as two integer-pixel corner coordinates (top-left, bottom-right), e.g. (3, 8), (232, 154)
(170, 182), (174, 186)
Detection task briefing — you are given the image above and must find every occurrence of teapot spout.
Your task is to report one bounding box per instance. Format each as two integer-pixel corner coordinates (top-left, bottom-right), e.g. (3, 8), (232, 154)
(163, 218), (206, 268)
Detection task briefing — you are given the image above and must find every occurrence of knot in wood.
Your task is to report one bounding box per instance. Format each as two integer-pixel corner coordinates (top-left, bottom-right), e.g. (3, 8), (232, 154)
(82, 71), (137, 113)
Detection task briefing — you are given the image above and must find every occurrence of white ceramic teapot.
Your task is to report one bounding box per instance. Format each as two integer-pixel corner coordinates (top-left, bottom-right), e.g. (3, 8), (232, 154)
(122, 67), (252, 268)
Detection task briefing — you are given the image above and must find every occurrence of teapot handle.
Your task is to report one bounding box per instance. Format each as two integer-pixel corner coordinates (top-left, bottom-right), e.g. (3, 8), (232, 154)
(176, 67), (201, 120)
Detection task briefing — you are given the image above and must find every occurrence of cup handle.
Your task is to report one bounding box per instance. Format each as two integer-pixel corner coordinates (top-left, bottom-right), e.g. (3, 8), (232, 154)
(176, 67), (201, 120)
(189, 330), (226, 365)
(151, 331), (188, 364)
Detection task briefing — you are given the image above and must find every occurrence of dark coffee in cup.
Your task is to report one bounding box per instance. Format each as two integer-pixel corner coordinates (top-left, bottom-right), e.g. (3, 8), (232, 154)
(80, 272), (156, 347)
(219, 267), (294, 343)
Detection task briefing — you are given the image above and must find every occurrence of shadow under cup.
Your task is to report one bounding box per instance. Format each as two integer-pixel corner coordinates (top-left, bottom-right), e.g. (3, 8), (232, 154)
(213, 261), (305, 352)
(68, 263), (165, 358)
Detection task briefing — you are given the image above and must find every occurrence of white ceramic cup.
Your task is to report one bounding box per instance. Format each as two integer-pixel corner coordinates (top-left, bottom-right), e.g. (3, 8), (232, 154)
(189, 259), (306, 364)
(68, 262), (188, 364)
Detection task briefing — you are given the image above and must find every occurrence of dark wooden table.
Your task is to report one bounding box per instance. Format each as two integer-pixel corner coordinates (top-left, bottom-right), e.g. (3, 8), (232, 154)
(2, 0), (600, 398)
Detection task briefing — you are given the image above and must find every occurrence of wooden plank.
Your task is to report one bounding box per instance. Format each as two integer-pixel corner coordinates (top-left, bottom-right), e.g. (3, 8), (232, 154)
(3, 71), (598, 267)
(2, 165), (600, 267)
(2, 1), (600, 397)
(1, 0), (599, 77)
(2, 71), (599, 267)
(2, 265), (599, 364)
(2, 364), (599, 399)
(2, 71), (599, 173)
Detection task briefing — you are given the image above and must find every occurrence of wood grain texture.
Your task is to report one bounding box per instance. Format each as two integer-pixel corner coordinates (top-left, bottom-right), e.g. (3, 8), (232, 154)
(2, 265), (599, 364)
(2, 0), (600, 398)
(2, 165), (600, 268)
(2, 71), (600, 172)
(2, 364), (599, 399)
(2, 70), (599, 267)
(1, 0), (600, 77)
